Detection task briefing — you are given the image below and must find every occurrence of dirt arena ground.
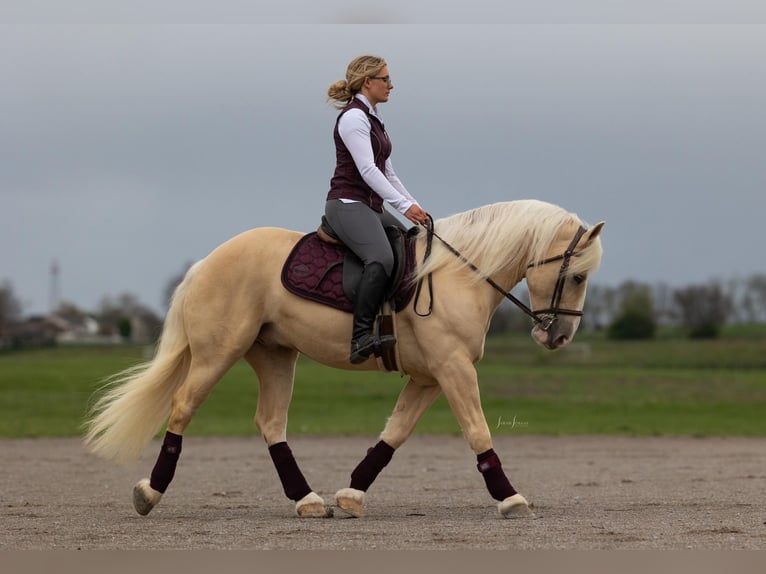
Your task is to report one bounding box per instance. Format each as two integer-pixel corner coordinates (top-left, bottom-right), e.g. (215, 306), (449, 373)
(2, 435), (765, 550)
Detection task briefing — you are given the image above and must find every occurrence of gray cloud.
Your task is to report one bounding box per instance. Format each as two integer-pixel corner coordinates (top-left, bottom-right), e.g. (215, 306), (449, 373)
(2, 24), (765, 314)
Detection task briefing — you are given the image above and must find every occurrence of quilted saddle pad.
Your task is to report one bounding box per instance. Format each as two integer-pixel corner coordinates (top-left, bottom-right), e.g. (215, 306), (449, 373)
(280, 231), (417, 313)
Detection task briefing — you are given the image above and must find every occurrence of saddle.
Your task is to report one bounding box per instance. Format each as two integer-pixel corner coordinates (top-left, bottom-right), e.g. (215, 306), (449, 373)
(280, 218), (418, 372)
(281, 218), (417, 313)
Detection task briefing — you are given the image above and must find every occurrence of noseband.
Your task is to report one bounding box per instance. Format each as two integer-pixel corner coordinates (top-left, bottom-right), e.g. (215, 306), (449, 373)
(414, 217), (588, 332)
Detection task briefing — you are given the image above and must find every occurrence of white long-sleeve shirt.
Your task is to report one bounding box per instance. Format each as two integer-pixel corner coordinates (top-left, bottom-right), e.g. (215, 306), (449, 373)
(337, 94), (419, 215)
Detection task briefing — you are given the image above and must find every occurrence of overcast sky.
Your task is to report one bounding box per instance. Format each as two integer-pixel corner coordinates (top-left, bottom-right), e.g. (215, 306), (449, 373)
(2, 9), (765, 315)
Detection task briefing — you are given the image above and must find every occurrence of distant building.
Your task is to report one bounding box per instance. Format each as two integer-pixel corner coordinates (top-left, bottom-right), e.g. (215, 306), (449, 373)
(2, 313), (122, 348)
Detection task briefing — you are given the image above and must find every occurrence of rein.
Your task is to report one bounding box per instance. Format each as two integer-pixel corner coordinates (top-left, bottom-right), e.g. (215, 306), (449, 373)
(413, 215), (588, 331)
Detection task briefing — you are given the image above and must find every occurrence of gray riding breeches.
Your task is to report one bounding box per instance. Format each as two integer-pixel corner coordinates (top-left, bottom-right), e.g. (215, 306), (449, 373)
(324, 199), (407, 277)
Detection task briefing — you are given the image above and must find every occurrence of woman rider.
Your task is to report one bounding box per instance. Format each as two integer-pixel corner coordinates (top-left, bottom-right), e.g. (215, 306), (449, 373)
(325, 55), (429, 364)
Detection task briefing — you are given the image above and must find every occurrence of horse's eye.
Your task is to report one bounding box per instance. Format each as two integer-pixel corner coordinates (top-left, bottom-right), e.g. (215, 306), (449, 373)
(573, 274), (586, 285)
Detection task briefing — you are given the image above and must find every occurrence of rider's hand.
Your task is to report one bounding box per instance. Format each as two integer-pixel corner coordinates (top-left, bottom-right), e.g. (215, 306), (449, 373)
(404, 204), (429, 225)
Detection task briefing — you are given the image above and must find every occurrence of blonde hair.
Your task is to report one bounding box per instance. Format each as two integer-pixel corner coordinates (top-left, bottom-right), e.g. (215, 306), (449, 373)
(327, 55), (387, 109)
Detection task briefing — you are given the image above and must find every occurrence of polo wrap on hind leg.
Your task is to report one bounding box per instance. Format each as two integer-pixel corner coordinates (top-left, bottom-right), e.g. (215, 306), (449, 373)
(149, 431), (183, 494)
(477, 449), (517, 501)
(268, 442), (313, 502)
(349, 440), (395, 491)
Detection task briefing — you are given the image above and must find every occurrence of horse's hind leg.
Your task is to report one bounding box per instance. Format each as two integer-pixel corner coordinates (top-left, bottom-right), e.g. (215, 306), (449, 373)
(245, 342), (332, 518)
(133, 355), (239, 516)
(336, 377), (441, 517)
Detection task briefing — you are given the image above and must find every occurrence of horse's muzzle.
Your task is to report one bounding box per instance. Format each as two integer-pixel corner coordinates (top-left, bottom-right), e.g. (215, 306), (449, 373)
(532, 319), (578, 350)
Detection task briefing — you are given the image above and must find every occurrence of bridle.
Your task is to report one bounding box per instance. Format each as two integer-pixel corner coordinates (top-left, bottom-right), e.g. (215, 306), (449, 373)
(414, 216), (589, 332)
(523, 224), (588, 330)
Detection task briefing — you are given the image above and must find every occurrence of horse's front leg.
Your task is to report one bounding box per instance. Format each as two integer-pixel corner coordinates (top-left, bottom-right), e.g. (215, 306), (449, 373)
(335, 377), (442, 517)
(435, 357), (533, 519)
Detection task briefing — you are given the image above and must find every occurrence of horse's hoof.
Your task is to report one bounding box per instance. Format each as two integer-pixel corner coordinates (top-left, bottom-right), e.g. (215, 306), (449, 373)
(498, 493), (534, 519)
(133, 478), (163, 516)
(296, 492), (334, 518)
(335, 487), (365, 518)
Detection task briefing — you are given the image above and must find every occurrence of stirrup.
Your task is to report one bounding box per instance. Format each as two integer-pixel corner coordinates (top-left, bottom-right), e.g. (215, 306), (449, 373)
(350, 333), (396, 364)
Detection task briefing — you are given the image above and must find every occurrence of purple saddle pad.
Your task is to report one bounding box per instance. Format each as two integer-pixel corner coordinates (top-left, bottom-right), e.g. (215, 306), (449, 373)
(280, 231), (417, 314)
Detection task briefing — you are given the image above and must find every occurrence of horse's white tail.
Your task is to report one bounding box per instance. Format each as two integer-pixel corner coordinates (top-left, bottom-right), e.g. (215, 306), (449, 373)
(83, 261), (202, 464)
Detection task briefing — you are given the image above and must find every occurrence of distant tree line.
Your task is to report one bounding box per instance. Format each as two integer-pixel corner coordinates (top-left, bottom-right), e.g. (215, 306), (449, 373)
(0, 280), (23, 341)
(0, 283), (162, 349)
(3, 272), (766, 347)
(489, 274), (766, 340)
(0, 261), (201, 349)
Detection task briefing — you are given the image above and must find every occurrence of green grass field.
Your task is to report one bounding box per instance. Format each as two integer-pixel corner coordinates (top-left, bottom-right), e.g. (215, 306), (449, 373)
(1, 330), (765, 438)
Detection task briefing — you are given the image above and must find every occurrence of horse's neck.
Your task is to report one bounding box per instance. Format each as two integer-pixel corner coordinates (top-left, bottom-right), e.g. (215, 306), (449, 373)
(472, 235), (529, 294)
(449, 252), (526, 318)
(424, 220), (531, 304)
(488, 267), (527, 309)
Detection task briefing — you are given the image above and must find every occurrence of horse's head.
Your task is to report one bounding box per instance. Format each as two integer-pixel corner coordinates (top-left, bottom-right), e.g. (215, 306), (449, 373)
(525, 221), (605, 350)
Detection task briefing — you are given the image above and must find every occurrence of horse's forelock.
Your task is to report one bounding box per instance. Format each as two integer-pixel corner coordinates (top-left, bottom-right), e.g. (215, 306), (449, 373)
(567, 234), (603, 277)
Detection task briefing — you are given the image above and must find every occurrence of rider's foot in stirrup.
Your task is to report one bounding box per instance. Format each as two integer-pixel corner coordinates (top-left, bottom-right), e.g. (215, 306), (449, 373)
(349, 333), (396, 364)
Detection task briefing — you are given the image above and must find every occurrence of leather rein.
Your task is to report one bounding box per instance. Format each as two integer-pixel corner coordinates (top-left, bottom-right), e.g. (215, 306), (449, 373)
(413, 216), (588, 331)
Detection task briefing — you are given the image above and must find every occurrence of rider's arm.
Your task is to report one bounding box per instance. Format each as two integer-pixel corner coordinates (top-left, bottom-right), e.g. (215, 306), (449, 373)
(338, 109), (415, 214)
(384, 158), (418, 206)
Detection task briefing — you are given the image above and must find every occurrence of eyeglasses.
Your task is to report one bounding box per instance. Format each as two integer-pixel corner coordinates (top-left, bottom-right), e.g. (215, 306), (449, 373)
(369, 76), (392, 85)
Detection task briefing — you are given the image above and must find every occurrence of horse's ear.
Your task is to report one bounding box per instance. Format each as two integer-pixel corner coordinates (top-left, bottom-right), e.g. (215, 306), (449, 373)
(584, 221), (605, 244)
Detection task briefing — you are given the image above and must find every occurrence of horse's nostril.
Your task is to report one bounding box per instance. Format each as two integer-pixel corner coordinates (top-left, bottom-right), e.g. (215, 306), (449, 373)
(554, 334), (569, 348)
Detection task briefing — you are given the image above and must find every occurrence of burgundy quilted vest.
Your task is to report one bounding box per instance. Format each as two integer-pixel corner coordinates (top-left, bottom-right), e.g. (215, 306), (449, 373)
(326, 98), (392, 213)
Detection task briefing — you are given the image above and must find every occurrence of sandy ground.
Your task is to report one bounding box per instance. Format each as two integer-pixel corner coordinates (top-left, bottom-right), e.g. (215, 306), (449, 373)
(1, 435), (765, 550)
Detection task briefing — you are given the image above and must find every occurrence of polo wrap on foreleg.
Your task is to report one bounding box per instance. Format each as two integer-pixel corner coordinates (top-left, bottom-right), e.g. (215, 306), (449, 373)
(477, 448), (517, 501)
(349, 440), (395, 491)
(149, 431), (183, 494)
(268, 442), (313, 502)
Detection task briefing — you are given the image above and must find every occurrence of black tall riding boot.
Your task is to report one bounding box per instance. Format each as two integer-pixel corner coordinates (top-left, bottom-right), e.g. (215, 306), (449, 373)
(349, 262), (396, 364)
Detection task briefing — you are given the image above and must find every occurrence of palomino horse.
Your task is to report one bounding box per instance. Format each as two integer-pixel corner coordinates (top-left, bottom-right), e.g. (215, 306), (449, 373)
(85, 199), (604, 519)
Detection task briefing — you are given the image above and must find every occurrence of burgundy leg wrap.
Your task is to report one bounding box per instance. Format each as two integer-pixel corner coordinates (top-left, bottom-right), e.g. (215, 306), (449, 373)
(149, 431), (183, 494)
(349, 440), (395, 491)
(268, 442), (313, 502)
(477, 449), (517, 501)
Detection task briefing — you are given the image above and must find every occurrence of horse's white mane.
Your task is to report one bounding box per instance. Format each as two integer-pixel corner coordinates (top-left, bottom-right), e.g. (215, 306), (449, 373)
(413, 199), (602, 282)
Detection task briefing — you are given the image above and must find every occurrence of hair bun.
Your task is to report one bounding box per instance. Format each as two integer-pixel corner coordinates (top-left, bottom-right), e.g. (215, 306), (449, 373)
(327, 79), (352, 108)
